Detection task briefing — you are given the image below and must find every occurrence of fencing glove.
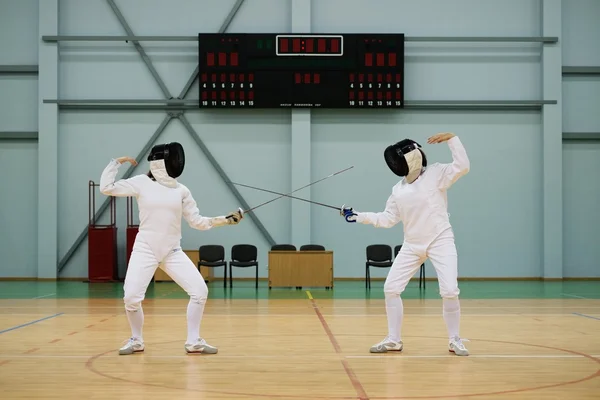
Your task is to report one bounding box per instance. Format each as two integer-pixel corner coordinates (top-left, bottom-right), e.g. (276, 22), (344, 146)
(226, 208), (244, 225)
(340, 205), (357, 223)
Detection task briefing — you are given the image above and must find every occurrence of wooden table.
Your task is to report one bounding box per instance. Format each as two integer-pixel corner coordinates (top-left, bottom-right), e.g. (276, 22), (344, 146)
(154, 250), (214, 282)
(268, 250), (333, 289)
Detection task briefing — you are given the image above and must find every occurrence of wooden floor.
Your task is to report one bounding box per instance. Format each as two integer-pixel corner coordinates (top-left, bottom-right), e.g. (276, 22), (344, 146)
(0, 295), (599, 399)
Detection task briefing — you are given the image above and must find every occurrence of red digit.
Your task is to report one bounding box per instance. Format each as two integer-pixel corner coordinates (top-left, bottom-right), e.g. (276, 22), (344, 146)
(318, 39), (326, 52)
(331, 39), (339, 53)
(388, 53), (396, 67)
(280, 39), (289, 52)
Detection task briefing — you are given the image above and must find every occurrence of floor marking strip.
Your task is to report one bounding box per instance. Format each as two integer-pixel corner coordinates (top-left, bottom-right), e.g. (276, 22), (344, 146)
(307, 292), (369, 400)
(2, 354), (599, 360)
(573, 312), (600, 321)
(0, 313), (63, 334)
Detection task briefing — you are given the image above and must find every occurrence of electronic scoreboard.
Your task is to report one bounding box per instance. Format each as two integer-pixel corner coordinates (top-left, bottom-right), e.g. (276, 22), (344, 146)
(198, 33), (405, 109)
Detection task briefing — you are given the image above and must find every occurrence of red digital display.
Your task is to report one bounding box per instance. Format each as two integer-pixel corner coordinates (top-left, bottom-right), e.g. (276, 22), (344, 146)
(277, 35), (343, 55)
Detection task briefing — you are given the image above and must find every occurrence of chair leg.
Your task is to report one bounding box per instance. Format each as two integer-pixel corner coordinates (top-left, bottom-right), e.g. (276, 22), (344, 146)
(229, 264), (233, 288)
(224, 265), (227, 288)
(366, 264), (371, 290)
(255, 265), (258, 289)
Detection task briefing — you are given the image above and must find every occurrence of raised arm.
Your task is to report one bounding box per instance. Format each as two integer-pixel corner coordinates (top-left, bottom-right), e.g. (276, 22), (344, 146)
(181, 185), (244, 230)
(430, 134), (470, 190)
(99, 158), (141, 197)
(342, 193), (402, 228)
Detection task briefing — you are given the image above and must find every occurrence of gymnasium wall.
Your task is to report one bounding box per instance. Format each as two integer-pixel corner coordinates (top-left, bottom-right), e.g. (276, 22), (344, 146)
(561, 0), (600, 278)
(0, 0), (598, 279)
(0, 0), (39, 278)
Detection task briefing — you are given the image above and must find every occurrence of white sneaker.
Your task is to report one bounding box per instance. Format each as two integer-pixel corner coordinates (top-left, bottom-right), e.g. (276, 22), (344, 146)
(369, 336), (403, 353)
(448, 337), (469, 356)
(185, 338), (218, 354)
(119, 337), (145, 355)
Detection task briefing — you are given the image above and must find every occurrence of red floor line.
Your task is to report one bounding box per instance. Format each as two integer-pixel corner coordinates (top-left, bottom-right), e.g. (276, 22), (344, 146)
(85, 324), (95, 328)
(49, 339), (61, 343)
(23, 347), (39, 354)
(68, 331), (78, 336)
(0, 360), (10, 366)
(310, 298), (369, 400)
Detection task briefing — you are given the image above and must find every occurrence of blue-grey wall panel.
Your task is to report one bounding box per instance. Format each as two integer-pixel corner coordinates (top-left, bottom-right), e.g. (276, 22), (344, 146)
(0, 0), (39, 64)
(0, 76), (39, 131)
(312, 110), (543, 278)
(57, 109), (291, 278)
(0, 141), (38, 277)
(562, 77), (600, 133)
(312, 0), (541, 36)
(55, 0), (292, 277)
(314, 0), (542, 101)
(58, 0), (291, 100)
(309, 0), (544, 278)
(562, 0), (600, 66)
(563, 140), (600, 278)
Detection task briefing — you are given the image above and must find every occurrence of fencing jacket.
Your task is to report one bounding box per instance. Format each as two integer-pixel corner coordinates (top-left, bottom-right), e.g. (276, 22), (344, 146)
(356, 136), (470, 250)
(100, 159), (229, 262)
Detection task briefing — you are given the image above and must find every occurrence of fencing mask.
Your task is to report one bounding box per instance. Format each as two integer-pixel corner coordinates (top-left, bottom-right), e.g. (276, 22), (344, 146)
(384, 139), (427, 183)
(147, 142), (185, 187)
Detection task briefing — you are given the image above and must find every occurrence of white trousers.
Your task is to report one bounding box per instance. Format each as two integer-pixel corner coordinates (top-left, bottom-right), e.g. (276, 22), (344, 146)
(384, 228), (460, 299)
(123, 237), (208, 310)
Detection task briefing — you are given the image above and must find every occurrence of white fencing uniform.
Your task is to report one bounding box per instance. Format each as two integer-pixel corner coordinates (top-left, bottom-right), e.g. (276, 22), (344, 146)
(99, 158), (239, 354)
(350, 136), (470, 355)
(356, 136), (470, 298)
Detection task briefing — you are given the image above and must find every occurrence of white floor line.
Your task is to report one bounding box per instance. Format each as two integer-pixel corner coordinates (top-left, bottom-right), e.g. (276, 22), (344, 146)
(1, 354), (598, 360)
(1, 313), (597, 318)
(346, 354), (600, 359)
(0, 311), (600, 318)
(31, 293), (56, 299)
(1, 305), (599, 310)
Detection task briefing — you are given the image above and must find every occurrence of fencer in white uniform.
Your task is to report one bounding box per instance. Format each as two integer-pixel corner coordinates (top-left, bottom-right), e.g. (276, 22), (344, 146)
(341, 132), (470, 355)
(99, 142), (244, 355)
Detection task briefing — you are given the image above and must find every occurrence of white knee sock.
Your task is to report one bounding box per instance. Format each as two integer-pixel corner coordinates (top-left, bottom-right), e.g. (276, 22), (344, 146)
(126, 307), (144, 341)
(186, 299), (205, 344)
(442, 298), (461, 339)
(384, 294), (404, 342)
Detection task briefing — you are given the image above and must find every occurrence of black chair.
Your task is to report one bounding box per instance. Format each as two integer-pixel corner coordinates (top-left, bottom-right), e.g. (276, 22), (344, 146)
(271, 244), (296, 251)
(395, 245), (426, 289)
(299, 244), (325, 251)
(229, 244), (259, 288)
(198, 245), (227, 288)
(366, 244), (393, 289)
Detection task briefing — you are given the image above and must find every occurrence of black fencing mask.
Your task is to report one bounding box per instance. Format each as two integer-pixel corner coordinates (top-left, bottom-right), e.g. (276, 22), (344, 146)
(148, 142), (185, 178)
(384, 139), (427, 183)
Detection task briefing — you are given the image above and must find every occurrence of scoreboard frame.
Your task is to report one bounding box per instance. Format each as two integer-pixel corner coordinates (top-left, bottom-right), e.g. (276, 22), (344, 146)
(198, 33), (405, 109)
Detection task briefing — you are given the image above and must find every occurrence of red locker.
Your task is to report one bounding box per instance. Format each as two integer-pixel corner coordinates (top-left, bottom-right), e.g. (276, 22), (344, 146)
(88, 181), (118, 283)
